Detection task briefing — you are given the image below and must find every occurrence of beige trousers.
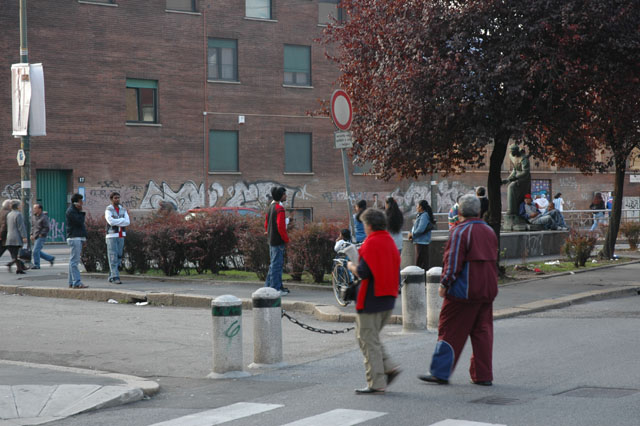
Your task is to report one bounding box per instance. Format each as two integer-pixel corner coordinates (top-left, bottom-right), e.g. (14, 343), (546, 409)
(356, 310), (397, 389)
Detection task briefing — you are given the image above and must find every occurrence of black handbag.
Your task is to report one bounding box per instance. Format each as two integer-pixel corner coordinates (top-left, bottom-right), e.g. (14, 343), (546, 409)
(18, 247), (32, 262)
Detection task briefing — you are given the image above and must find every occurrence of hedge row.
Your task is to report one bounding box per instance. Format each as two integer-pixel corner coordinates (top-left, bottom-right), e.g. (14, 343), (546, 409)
(81, 212), (342, 283)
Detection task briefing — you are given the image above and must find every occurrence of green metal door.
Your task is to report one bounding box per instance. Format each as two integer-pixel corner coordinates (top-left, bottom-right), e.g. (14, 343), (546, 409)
(36, 170), (69, 242)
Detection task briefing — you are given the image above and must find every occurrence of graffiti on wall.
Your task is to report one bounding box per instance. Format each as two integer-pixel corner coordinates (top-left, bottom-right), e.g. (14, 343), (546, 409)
(137, 180), (314, 213)
(2, 182), (21, 200)
(320, 180), (472, 213)
(223, 181), (312, 209)
(47, 218), (65, 242)
(140, 180), (205, 212)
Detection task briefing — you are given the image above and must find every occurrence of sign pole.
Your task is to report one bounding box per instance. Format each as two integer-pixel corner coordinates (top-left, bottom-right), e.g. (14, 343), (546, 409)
(19, 0), (32, 243)
(330, 90), (355, 240)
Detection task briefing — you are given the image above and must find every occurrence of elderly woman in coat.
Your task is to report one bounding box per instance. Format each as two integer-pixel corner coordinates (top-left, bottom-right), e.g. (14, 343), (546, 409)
(6, 200), (28, 274)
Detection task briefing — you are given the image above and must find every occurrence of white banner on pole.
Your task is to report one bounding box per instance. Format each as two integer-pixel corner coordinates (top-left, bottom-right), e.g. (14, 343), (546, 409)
(28, 63), (46, 136)
(11, 63), (31, 137)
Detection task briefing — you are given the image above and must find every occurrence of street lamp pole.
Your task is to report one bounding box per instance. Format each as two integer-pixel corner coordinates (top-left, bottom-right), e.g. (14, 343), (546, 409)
(19, 0), (32, 241)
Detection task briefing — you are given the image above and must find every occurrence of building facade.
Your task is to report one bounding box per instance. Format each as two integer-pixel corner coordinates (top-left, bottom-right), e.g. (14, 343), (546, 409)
(1, 0), (637, 241)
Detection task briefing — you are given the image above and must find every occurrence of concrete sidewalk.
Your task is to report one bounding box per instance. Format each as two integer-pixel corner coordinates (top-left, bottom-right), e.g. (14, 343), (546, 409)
(1, 248), (640, 425)
(0, 360), (158, 425)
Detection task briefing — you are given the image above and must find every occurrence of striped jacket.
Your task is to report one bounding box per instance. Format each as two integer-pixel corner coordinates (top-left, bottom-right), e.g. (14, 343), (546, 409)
(441, 218), (498, 302)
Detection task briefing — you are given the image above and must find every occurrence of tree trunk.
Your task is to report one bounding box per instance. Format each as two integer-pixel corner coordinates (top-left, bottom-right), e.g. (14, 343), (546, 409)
(487, 132), (510, 275)
(486, 133), (510, 238)
(600, 159), (626, 259)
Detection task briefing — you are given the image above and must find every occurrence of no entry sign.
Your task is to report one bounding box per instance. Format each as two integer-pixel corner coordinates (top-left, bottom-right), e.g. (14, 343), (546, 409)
(330, 89), (353, 131)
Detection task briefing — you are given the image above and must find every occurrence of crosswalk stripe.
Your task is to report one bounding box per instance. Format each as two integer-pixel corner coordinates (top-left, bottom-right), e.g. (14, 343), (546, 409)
(148, 402), (283, 426)
(281, 408), (387, 426)
(429, 420), (507, 426)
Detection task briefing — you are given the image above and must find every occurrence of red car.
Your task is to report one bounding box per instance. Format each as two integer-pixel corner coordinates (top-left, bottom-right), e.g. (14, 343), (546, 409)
(185, 206), (262, 220)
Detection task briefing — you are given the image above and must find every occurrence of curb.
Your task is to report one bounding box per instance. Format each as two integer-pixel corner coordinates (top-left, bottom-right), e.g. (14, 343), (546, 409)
(2, 283), (639, 325)
(494, 286), (640, 319)
(500, 259), (640, 287)
(0, 359), (160, 397)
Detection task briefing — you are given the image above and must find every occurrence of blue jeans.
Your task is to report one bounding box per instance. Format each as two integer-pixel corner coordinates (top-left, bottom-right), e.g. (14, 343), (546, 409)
(265, 244), (285, 291)
(67, 239), (83, 287)
(591, 212), (605, 231)
(33, 237), (54, 268)
(106, 237), (124, 280)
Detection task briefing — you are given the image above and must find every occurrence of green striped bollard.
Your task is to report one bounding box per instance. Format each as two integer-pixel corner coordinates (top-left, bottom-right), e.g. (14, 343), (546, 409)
(248, 287), (284, 368)
(207, 295), (249, 379)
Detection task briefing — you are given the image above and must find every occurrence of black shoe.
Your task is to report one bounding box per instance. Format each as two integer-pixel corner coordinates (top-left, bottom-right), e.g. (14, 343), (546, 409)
(386, 368), (402, 387)
(31, 266), (41, 269)
(49, 257), (55, 267)
(355, 387), (385, 394)
(16, 270), (26, 275)
(471, 380), (492, 386)
(280, 287), (290, 294)
(418, 374), (449, 385)
(113, 278), (122, 285)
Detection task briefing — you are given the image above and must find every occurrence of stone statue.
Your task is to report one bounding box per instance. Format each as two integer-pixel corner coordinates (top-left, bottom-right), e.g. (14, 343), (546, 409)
(502, 144), (531, 215)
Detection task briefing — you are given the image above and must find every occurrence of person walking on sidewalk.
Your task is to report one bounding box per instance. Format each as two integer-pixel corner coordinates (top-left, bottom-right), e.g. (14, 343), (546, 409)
(5, 200), (28, 274)
(419, 194), (498, 386)
(0, 200), (11, 260)
(347, 208), (401, 394)
(105, 192), (130, 285)
(30, 203), (55, 269)
(264, 186), (290, 296)
(66, 193), (88, 289)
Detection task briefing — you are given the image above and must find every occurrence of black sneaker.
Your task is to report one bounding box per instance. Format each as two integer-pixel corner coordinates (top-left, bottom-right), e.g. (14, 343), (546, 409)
(49, 257), (55, 267)
(280, 287), (290, 294)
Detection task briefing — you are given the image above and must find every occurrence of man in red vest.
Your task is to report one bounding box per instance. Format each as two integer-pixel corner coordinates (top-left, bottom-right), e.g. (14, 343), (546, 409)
(264, 186), (290, 295)
(348, 208), (401, 394)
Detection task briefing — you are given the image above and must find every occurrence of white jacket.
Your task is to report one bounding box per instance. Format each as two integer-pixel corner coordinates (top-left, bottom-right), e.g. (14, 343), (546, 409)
(105, 204), (130, 238)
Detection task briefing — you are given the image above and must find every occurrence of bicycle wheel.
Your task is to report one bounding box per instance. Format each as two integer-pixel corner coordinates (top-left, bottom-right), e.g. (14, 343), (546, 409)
(332, 263), (351, 306)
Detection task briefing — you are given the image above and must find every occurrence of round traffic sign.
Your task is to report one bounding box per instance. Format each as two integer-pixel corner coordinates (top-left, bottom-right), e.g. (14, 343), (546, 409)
(330, 90), (353, 131)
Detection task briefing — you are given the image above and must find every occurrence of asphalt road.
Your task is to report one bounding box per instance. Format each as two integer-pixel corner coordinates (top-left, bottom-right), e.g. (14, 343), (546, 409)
(1, 291), (639, 426)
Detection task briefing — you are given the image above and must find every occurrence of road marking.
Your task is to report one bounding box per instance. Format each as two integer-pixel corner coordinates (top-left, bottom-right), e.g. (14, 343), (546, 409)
(148, 402), (283, 426)
(429, 420), (507, 426)
(281, 408), (386, 426)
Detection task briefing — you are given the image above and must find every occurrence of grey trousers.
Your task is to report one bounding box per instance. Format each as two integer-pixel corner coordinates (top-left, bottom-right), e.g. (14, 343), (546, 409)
(356, 310), (397, 389)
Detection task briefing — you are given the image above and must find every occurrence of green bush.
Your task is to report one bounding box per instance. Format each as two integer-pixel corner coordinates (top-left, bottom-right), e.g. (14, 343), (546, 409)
(182, 213), (239, 274)
(562, 229), (597, 267)
(81, 215), (109, 273)
(143, 213), (189, 276)
(619, 221), (640, 250)
(288, 221), (340, 283)
(122, 224), (150, 274)
(236, 216), (270, 281)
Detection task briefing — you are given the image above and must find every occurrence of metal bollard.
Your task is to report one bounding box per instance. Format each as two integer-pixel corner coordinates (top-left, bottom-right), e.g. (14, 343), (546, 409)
(208, 295), (249, 379)
(249, 287), (285, 368)
(401, 266), (427, 332)
(426, 267), (443, 331)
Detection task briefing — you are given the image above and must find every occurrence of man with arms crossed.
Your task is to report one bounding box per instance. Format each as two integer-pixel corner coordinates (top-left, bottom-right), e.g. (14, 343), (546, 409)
(105, 192), (130, 284)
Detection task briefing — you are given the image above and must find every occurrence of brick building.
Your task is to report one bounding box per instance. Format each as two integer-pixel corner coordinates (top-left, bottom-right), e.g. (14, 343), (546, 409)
(1, 0), (637, 241)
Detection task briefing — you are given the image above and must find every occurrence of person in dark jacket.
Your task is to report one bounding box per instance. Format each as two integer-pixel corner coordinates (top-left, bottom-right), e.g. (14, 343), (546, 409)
(264, 186), (290, 295)
(31, 203), (55, 269)
(419, 194), (498, 386)
(0, 200), (11, 259)
(5, 200), (28, 274)
(348, 208), (401, 394)
(66, 193), (88, 288)
(408, 200), (435, 270)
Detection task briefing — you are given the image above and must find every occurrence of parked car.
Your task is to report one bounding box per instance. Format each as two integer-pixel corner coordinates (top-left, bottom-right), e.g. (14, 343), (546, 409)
(184, 206), (262, 220)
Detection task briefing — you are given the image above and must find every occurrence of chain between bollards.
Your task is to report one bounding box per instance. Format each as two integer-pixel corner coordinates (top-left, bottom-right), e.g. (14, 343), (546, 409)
(281, 309), (355, 334)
